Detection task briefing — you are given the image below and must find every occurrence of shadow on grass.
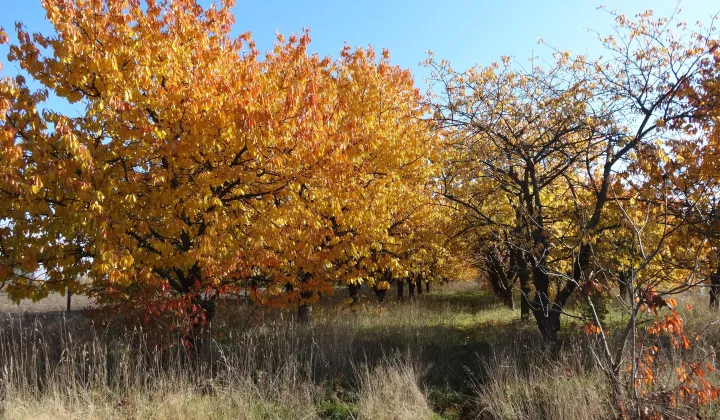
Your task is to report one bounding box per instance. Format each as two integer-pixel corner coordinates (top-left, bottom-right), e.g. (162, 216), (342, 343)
(421, 289), (502, 313)
(1, 284), (599, 419)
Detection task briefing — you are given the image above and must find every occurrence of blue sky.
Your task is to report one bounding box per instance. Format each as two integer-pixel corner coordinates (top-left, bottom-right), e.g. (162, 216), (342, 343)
(1, 0), (718, 94)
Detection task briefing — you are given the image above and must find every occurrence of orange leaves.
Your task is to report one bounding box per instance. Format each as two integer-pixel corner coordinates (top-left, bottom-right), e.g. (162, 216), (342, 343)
(632, 295), (720, 410)
(584, 323), (602, 335)
(645, 309), (684, 340)
(580, 279), (599, 296)
(639, 288), (676, 315)
(0, 0), (445, 318)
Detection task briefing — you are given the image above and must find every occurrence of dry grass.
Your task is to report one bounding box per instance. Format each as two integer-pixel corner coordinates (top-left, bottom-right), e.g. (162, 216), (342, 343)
(474, 345), (615, 420)
(0, 289), (458, 419)
(0, 315), (429, 419)
(1, 282), (719, 419)
(0, 292), (92, 314)
(356, 356), (433, 420)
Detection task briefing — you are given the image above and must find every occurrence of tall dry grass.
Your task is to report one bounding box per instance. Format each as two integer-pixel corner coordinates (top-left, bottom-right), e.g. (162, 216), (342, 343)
(474, 343), (615, 420)
(356, 356), (433, 420)
(1, 284), (719, 419)
(0, 304), (440, 419)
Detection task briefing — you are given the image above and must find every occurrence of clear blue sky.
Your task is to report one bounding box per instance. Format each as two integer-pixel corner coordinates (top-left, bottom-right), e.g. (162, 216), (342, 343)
(1, 0), (718, 95)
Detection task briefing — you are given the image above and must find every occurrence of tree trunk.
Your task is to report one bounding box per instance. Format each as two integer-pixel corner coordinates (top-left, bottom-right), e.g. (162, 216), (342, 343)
(408, 278), (416, 298)
(547, 243), (592, 338)
(520, 287), (530, 318)
(396, 280), (404, 302)
(505, 290), (515, 310)
(248, 279), (257, 306)
(348, 283), (360, 305)
(512, 248), (531, 319)
(532, 280), (556, 339)
(488, 250), (515, 310)
(66, 288), (72, 313)
(618, 270), (631, 302)
(416, 275), (423, 296)
(182, 297), (216, 363)
(298, 290), (314, 323)
(609, 370), (627, 419)
(425, 281), (430, 293)
(375, 286), (387, 303)
(530, 258), (554, 339)
(710, 269), (720, 309)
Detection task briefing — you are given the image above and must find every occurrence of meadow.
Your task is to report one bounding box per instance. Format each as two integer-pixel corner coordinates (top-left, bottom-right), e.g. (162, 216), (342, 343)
(2, 282), (718, 420)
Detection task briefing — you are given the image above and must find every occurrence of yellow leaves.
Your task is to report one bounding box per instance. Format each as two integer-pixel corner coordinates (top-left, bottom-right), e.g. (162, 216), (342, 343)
(208, 197), (223, 209)
(108, 269), (122, 283)
(348, 277), (364, 286)
(348, 244), (361, 259)
(90, 201), (104, 214)
(29, 176), (43, 194)
(0, 0), (438, 313)
(120, 254), (134, 269)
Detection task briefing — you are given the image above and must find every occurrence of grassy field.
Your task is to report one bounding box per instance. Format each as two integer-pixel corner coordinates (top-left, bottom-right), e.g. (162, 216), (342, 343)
(1, 282), (719, 419)
(0, 292), (92, 315)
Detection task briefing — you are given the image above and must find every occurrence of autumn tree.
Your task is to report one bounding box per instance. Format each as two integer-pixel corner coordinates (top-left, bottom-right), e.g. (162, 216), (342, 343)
(428, 8), (720, 338)
(428, 49), (605, 333)
(428, 8), (720, 414)
(0, 0), (441, 340)
(545, 8), (720, 338)
(687, 30), (720, 307)
(247, 44), (440, 319)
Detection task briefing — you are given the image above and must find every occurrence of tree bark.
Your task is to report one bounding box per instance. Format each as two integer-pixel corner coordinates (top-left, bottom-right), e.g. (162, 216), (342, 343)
(618, 269), (631, 303)
(710, 268), (720, 309)
(408, 278), (416, 298)
(375, 286), (387, 303)
(531, 261), (553, 339)
(544, 151), (617, 336)
(518, 261), (531, 319)
(416, 275), (423, 296)
(348, 283), (360, 305)
(487, 250), (515, 310)
(509, 247), (531, 319)
(248, 279), (257, 306)
(298, 290), (314, 323)
(546, 243), (592, 338)
(425, 280), (430, 293)
(296, 272), (314, 323)
(396, 280), (404, 302)
(519, 168), (556, 337)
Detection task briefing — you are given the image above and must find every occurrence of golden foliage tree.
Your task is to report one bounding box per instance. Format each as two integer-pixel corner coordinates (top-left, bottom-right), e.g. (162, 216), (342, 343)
(0, 0), (442, 334)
